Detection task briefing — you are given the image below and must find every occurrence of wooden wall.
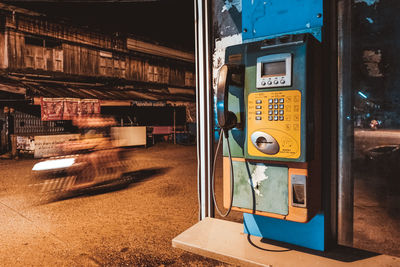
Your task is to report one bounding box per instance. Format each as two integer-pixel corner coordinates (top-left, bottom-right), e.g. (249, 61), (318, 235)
(7, 31), (25, 70)
(5, 12), (124, 51)
(5, 33), (195, 88)
(0, 32), (6, 69)
(63, 43), (99, 76)
(0, 10), (195, 88)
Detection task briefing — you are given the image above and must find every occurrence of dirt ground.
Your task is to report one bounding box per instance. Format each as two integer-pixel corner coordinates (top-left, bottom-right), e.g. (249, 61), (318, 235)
(0, 143), (239, 266)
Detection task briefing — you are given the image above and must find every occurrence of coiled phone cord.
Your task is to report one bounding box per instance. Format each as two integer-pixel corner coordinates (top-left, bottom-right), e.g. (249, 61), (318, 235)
(211, 128), (235, 217)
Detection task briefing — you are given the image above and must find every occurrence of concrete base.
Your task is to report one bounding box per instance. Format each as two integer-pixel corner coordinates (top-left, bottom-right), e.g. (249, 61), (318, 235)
(172, 217), (400, 267)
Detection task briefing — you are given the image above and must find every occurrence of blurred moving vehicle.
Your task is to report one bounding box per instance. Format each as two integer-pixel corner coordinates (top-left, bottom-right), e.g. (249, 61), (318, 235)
(31, 115), (131, 201)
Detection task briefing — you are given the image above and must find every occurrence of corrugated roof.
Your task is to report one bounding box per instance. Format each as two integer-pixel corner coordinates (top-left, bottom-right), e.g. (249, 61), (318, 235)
(0, 76), (27, 96)
(0, 74), (195, 104)
(20, 80), (195, 103)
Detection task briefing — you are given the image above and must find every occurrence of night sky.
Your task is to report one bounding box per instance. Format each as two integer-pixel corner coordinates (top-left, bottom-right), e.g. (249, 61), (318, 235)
(4, 0), (195, 52)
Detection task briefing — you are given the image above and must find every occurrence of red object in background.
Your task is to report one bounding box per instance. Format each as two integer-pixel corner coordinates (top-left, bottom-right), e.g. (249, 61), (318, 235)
(79, 99), (101, 116)
(41, 98), (101, 121)
(41, 97), (64, 121)
(63, 98), (80, 120)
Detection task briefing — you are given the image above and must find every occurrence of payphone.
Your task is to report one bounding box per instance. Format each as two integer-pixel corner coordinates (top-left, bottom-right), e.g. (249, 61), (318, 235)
(216, 33), (321, 223)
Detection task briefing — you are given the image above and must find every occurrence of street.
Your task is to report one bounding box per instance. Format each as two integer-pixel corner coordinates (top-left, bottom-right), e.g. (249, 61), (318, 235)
(353, 129), (400, 256)
(0, 143), (228, 266)
(354, 128), (400, 159)
(2, 129), (400, 266)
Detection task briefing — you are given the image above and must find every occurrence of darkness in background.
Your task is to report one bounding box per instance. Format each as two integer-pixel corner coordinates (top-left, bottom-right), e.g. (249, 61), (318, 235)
(4, 0), (195, 52)
(102, 106), (186, 126)
(352, 0), (400, 128)
(134, 106), (186, 126)
(351, 0), (400, 257)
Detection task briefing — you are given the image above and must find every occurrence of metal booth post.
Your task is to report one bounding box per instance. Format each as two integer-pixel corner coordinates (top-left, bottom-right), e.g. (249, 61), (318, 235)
(195, 0), (214, 220)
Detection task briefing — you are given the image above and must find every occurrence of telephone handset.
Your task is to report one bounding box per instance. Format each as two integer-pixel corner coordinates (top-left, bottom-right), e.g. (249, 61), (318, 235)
(216, 64), (243, 135)
(212, 63), (243, 218)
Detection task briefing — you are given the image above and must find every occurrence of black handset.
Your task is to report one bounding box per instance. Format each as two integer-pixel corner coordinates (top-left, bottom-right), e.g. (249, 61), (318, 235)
(216, 64), (244, 136)
(214, 63), (243, 218)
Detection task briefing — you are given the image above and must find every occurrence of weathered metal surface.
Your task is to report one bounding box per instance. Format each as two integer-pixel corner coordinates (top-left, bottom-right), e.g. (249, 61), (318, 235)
(242, 0), (323, 41)
(337, 0), (354, 247)
(232, 161), (288, 215)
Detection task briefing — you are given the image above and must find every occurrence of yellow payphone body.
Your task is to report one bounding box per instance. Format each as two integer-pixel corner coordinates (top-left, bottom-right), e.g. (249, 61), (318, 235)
(217, 34), (321, 223)
(247, 90), (302, 159)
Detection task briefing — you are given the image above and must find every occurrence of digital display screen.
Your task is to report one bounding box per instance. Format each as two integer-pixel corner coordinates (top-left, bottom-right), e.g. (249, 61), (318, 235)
(262, 61), (286, 76)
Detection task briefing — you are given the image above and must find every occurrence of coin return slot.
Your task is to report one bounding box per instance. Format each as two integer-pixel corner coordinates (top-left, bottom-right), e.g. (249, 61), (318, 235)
(293, 184), (305, 205)
(291, 174), (307, 208)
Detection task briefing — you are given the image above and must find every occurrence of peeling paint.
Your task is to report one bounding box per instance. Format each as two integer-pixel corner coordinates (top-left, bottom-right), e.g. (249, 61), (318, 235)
(221, 0), (242, 13)
(248, 165), (269, 197)
(212, 34), (242, 91)
(354, 0), (380, 6)
(366, 17), (374, 24)
(363, 50), (383, 77)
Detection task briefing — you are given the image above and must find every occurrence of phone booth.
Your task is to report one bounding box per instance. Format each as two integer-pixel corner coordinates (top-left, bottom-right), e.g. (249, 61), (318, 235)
(173, 0), (400, 265)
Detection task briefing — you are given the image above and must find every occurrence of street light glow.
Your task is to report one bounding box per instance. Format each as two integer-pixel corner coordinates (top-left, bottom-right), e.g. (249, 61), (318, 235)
(358, 91), (368, 99)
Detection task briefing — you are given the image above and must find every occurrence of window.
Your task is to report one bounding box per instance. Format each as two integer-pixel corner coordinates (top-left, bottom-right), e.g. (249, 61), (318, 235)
(99, 51), (112, 76)
(147, 64), (154, 82)
(24, 36), (63, 71)
(185, 71), (195, 87)
(338, 1), (400, 256)
(99, 51), (124, 76)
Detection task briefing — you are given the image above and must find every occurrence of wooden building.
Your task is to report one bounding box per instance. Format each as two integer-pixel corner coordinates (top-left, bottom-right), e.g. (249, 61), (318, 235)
(0, 4), (196, 153)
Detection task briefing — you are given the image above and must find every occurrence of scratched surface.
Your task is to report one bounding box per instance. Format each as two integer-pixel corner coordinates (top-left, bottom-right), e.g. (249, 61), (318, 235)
(242, 0), (323, 41)
(232, 161), (288, 215)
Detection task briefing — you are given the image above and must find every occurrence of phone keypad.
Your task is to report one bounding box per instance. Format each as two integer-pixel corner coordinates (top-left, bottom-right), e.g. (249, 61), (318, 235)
(248, 90), (302, 159)
(251, 93), (301, 125)
(262, 98), (286, 121)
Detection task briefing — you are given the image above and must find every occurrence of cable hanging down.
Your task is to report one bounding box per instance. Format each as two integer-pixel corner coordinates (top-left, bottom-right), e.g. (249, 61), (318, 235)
(211, 128), (235, 217)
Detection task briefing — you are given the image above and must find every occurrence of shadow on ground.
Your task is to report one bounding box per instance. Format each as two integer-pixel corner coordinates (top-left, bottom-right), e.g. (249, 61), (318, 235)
(255, 236), (379, 263)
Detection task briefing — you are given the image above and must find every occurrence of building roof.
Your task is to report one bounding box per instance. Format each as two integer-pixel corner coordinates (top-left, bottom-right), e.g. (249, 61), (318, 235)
(0, 75), (195, 106)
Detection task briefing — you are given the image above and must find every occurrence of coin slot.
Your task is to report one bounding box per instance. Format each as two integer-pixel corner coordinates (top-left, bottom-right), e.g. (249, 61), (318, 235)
(255, 136), (273, 149)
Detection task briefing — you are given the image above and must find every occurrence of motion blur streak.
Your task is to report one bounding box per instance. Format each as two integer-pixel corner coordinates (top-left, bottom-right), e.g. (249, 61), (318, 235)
(32, 158), (75, 171)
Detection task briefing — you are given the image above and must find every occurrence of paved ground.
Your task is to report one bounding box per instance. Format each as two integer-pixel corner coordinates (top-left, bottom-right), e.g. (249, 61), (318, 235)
(3, 136), (399, 266)
(0, 143), (235, 266)
(353, 129), (400, 256)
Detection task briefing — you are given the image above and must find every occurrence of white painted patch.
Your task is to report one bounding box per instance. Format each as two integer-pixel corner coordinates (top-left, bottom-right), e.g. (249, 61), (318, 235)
(354, 0), (380, 6)
(222, 0), (242, 13)
(248, 165), (269, 197)
(212, 34), (242, 91)
(366, 17), (374, 24)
